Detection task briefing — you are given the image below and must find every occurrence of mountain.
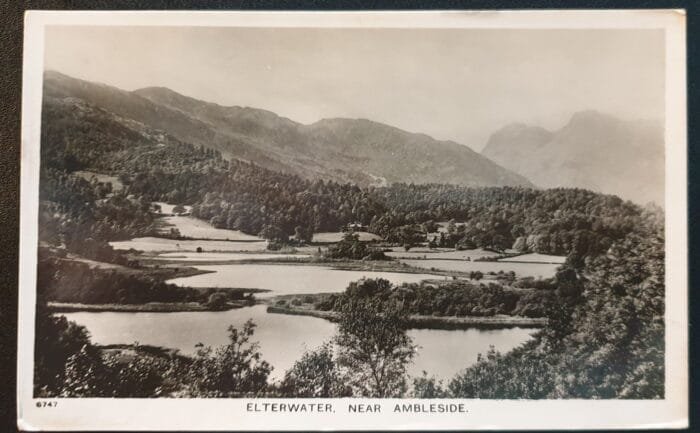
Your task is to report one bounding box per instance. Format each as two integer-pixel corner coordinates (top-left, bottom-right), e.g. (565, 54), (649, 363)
(481, 111), (664, 205)
(43, 71), (532, 188)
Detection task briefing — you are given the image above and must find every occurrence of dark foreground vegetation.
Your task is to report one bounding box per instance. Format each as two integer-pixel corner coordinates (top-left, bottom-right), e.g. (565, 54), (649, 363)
(34, 94), (666, 399)
(37, 248), (255, 310)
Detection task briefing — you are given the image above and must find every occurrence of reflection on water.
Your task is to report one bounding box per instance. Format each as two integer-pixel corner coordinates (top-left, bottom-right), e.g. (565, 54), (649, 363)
(166, 264), (445, 298)
(60, 305), (534, 382)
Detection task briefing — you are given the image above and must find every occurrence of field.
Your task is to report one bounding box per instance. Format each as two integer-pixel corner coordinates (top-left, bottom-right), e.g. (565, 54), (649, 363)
(109, 237), (269, 252)
(157, 216), (263, 241)
(385, 247), (499, 260)
(312, 231), (381, 243)
(499, 253), (566, 264)
(151, 252), (311, 262)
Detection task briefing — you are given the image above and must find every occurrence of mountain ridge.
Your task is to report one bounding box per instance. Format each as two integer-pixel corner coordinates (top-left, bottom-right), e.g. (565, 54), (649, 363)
(43, 70), (533, 189)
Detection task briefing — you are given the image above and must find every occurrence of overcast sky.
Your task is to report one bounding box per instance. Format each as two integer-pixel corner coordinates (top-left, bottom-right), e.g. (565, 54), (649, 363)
(44, 26), (664, 151)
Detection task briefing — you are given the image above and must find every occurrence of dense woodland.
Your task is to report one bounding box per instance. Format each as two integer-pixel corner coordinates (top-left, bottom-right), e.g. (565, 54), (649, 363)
(313, 277), (557, 318)
(35, 95), (666, 399)
(40, 98), (652, 265)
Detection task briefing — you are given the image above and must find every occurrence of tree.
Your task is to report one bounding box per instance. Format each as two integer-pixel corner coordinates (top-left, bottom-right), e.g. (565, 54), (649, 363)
(60, 344), (111, 397)
(34, 313), (94, 396)
(207, 292), (228, 310)
(184, 320), (272, 397)
(259, 224), (289, 244)
(334, 300), (416, 397)
(293, 225), (313, 243)
(325, 232), (387, 260)
(280, 343), (349, 397)
(411, 371), (447, 398)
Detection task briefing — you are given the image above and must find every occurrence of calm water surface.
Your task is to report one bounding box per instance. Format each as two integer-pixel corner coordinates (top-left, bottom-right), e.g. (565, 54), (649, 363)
(60, 305), (534, 382)
(153, 252), (311, 262)
(166, 264), (446, 298)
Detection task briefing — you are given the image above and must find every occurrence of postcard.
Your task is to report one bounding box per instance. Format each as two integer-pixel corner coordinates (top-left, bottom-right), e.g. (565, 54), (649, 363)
(17, 9), (687, 430)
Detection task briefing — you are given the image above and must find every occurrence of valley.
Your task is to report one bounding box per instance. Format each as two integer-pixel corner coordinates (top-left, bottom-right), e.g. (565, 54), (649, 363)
(34, 70), (665, 399)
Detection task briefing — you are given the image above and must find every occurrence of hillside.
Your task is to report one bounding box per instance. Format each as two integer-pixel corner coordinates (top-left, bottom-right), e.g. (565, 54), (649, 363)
(43, 71), (532, 188)
(481, 111), (664, 205)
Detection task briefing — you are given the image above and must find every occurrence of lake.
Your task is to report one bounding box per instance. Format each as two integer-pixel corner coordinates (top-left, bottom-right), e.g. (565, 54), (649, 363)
(400, 259), (560, 278)
(99, 211), (541, 387)
(59, 305), (535, 382)
(166, 264), (446, 298)
(152, 252), (311, 262)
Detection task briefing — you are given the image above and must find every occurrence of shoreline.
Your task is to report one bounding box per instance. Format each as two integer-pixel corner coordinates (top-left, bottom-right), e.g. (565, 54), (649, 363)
(266, 305), (547, 330)
(47, 300), (252, 313)
(140, 256), (473, 279)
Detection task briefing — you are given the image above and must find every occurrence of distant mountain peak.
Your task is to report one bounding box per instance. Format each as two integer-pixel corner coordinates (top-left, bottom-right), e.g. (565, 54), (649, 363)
(481, 110), (664, 205)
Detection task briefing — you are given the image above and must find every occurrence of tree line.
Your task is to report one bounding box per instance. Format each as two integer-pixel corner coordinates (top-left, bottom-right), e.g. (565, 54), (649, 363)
(41, 98), (655, 271)
(313, 277), (558, 318)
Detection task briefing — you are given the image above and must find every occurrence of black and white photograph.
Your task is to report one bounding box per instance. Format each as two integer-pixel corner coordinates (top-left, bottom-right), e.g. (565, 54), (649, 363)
(17, 10), (687, 431)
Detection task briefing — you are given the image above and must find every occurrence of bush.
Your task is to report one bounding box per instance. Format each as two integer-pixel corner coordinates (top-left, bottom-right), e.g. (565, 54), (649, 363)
(280, 343), (350, 397)
(207, 292), (228, 310)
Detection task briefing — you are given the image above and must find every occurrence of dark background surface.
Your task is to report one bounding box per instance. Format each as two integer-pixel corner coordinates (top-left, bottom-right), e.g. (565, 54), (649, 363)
(0, 1), (696, 432)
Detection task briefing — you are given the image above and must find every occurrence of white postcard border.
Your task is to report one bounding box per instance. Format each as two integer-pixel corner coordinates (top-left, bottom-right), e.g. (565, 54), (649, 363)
(17, 10), (688, 431)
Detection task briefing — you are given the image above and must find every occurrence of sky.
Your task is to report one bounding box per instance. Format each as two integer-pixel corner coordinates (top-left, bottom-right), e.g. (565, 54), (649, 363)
(44, 26), (665, 151)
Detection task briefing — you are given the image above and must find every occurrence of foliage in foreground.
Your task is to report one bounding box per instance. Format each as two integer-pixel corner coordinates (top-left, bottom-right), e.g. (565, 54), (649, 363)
(35, 300), (417, 398)
(448, 213), (665, 399)
(334, 301), (417, 397)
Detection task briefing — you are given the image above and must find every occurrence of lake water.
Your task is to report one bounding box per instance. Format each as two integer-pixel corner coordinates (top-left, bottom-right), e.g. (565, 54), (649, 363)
(153, 252), (311, 262)
(99, 217), (541, 387)
(166, 264), (446, 298)
(400, 259), (559, 278)
(60, 305), (534, 382)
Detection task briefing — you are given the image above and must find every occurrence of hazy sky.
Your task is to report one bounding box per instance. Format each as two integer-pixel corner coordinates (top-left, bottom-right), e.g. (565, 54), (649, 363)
(44, 26), (665, 150)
